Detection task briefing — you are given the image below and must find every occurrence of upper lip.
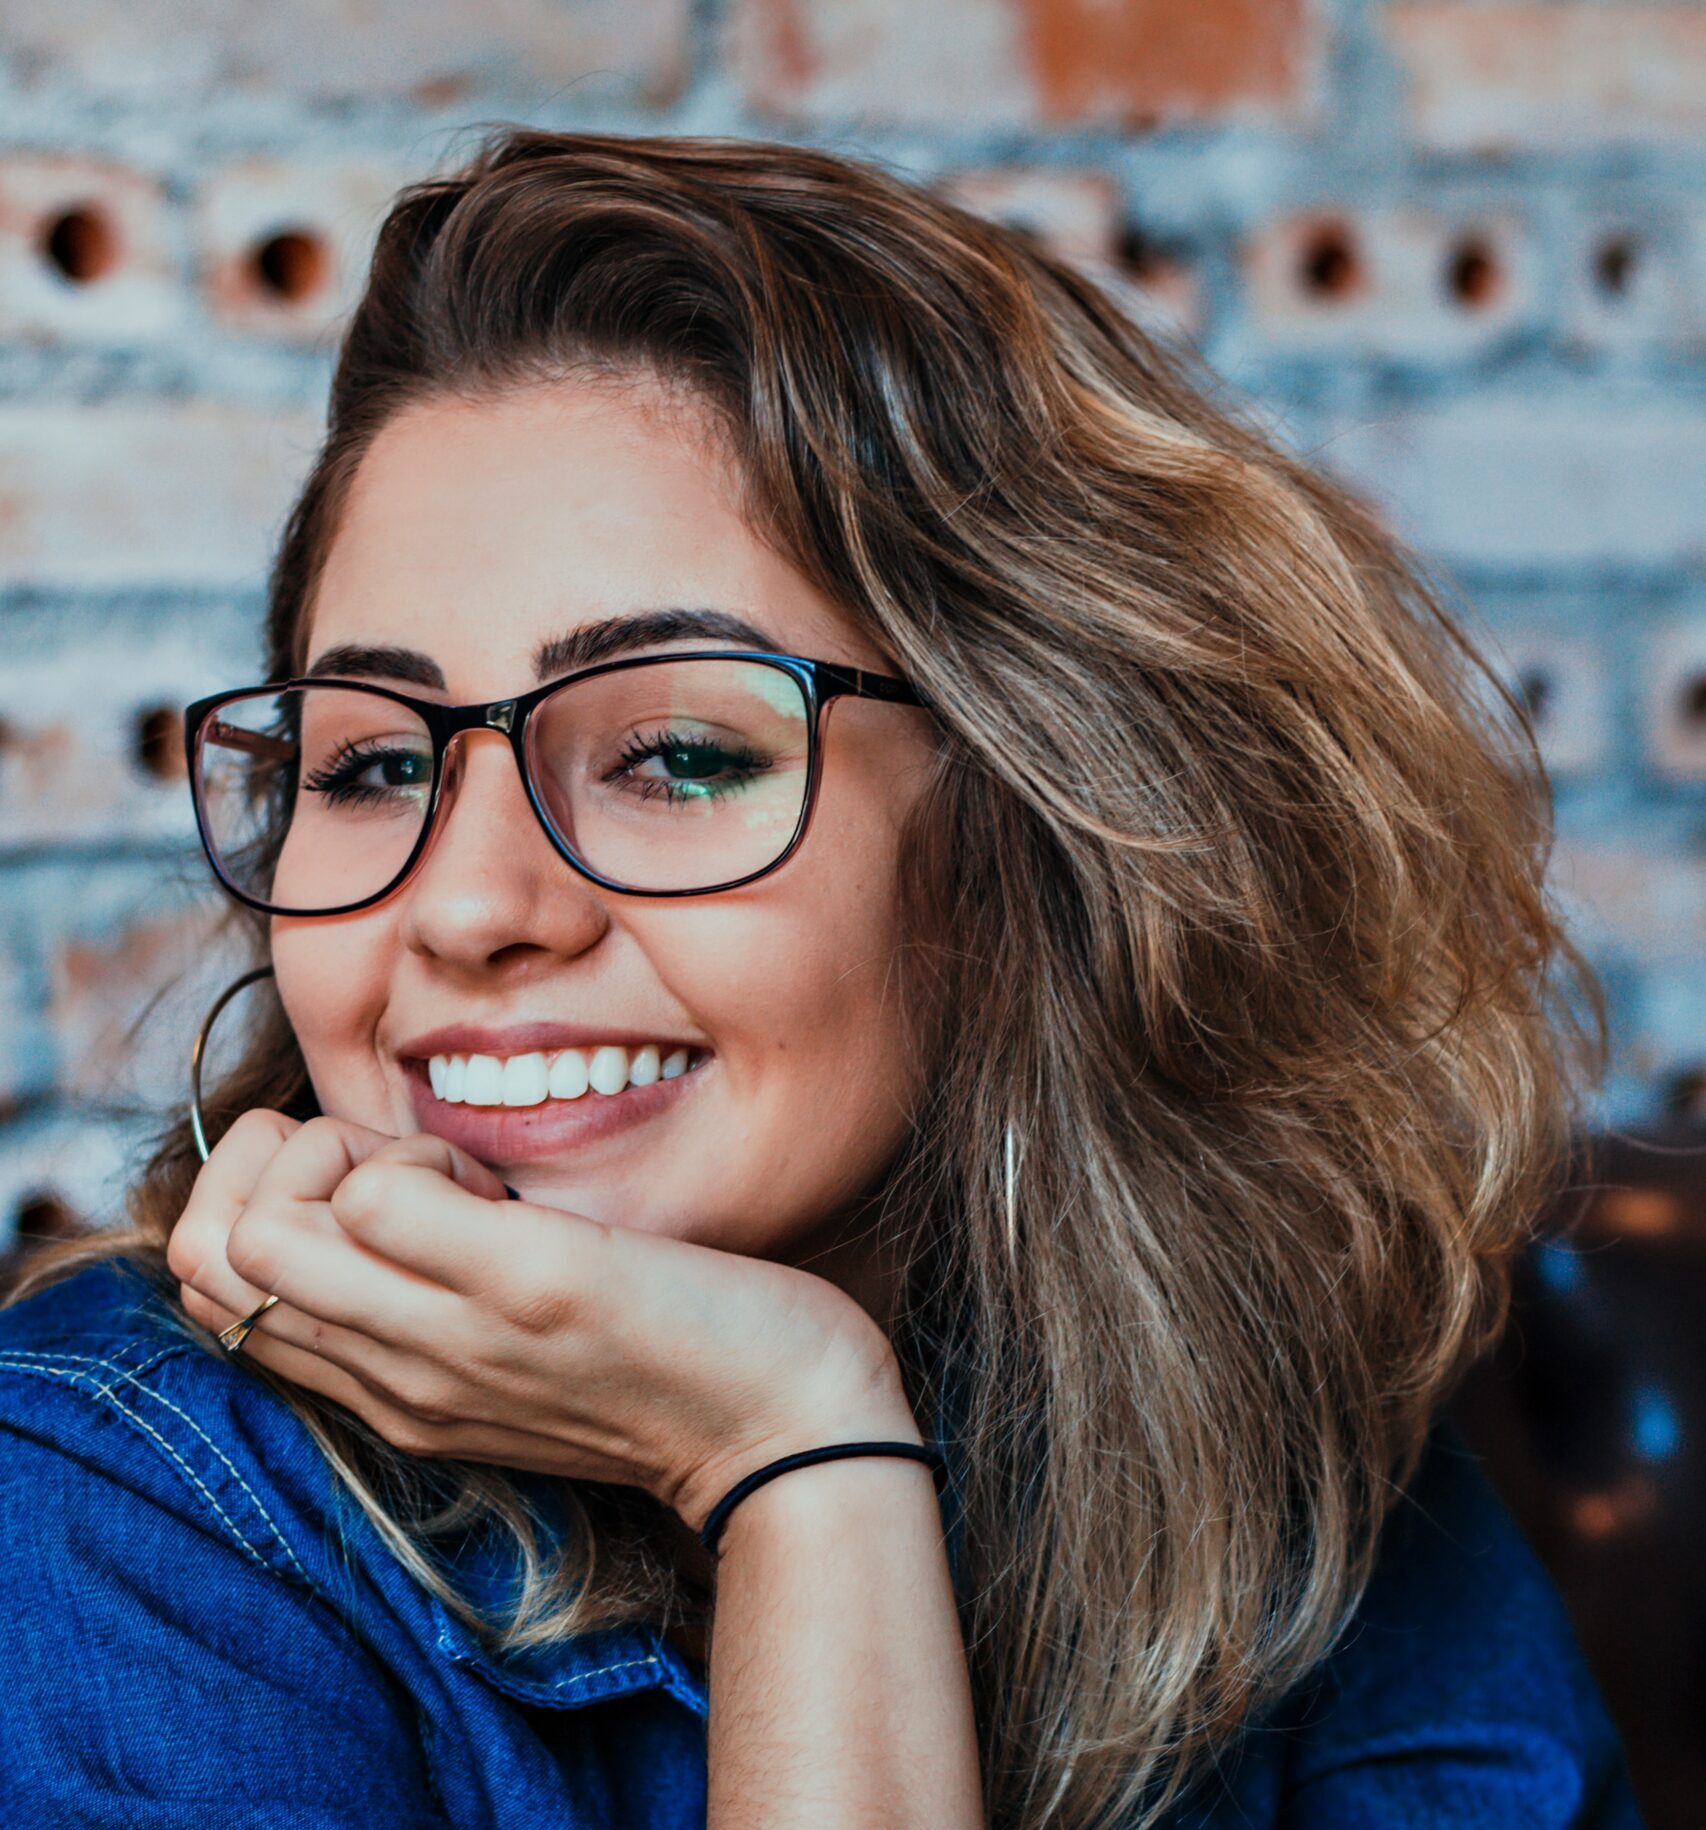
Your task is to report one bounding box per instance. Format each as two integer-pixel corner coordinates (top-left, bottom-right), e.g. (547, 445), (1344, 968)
(396, 1022), (705, 1060)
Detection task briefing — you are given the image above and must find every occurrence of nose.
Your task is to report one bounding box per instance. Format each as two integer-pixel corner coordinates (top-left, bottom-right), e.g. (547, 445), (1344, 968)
(396, 727), (611, 972)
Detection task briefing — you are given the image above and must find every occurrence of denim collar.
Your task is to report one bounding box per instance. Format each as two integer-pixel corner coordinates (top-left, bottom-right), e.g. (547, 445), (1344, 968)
(425, 1366), (966, 1723)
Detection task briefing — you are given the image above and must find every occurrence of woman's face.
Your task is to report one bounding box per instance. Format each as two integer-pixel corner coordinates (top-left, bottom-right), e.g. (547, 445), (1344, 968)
(270, 376), (938, 1300)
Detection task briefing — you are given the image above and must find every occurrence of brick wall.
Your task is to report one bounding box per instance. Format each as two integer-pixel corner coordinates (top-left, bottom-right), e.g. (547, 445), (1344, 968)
(2, 0), (1704, 1241)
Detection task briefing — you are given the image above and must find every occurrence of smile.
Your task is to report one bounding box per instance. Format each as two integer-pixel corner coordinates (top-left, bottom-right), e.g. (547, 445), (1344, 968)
(428, 1044), (702, 1107)
(403, 1042), (713, 1164)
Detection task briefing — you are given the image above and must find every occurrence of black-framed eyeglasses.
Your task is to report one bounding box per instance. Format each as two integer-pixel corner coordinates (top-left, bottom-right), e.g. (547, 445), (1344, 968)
(183, 649), (930, 914)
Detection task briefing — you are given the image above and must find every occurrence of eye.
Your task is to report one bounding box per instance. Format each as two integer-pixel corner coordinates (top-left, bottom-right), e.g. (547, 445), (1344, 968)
(606, 727), (773, 805)
(302, 739), (432, 807)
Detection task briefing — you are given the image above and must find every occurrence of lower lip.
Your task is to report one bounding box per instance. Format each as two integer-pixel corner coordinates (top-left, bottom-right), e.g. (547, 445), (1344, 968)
(403, 1053), (712, 1163)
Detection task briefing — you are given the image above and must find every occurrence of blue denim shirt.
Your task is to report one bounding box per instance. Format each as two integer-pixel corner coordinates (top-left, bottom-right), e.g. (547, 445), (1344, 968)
(0, 1258), (1644, 1828)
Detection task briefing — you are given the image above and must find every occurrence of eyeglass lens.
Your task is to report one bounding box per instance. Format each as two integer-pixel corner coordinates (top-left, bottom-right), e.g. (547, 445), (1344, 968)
(193, 659), (813, 908)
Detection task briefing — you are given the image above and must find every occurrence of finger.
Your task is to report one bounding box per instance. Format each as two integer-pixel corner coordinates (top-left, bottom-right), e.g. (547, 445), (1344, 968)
(328, 1156), (606, 1310)
(189, 1302), (617, 1475)
(222, 1193), (457, 1345)
(166, 1108), (302, 1289)
(243, 1112), (404, 1212)
(176, 1113), (396, 1327)
(338, 1130), (510, 1206)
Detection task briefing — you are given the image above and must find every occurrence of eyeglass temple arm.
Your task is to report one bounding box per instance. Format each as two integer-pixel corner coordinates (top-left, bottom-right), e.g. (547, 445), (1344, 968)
(204, 719), (294, 762)
(815, 662), (930, 709)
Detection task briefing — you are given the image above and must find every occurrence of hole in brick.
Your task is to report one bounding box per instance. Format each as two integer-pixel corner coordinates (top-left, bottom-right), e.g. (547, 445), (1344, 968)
(1118, 222), (1163, 279)
(12, 1189), (80, 1243)
(1446, 235), (1501, 309)
(1664, 1065), (1706, 1123)
(1681, 672), (1706, 728)
(1593, 235), (1638, 299)
(1516, 670), (1552, 726)
(250, 228), (330, 303)
(1296, 225), (1361, 302)
(40, 205), (119, 284)
(133, 703), (186, 781)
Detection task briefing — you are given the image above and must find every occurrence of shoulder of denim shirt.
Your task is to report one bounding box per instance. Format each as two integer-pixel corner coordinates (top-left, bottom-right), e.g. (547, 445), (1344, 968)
(0, 1255), (362, 1604)
(1161, 1413), (1647, 1829)
(0, 1253), (712, 1716)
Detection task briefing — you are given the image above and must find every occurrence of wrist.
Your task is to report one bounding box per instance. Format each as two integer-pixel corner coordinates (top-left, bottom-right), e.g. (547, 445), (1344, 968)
(710, 1446), (941, 1560)
(668, 1346), (923, 1534)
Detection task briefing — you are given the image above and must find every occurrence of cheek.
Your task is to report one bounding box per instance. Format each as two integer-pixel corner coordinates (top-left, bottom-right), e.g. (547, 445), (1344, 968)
(269, 918), (393, 1116)
(647, 816), (922, 1228)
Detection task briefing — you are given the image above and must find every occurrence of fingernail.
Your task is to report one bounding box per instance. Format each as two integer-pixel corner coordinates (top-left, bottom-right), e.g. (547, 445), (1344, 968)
(503, 1183), (521, 1201)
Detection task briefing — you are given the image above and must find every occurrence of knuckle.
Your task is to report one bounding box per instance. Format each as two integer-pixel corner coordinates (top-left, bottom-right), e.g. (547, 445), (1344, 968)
(165, 1218), (203, 1284)
(178, 1282), (217, 1326)
(225, 1205), (282, 1287)
(495, 1280), (573, 1337)
(331, 1159), (399, 1230)
(227, 1107), (286, 1146)
(380, 1412), (441, 1458)
(397, 1367), (464, 1428)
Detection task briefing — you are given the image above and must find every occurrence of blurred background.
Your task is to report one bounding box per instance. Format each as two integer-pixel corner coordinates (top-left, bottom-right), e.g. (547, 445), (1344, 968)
(0, 1), (1701, 1822)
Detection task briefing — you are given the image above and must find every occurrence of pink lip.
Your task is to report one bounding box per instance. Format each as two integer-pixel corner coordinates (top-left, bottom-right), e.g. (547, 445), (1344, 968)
(402, 1052), (712, 1164)
(396, 1020), (702, 1058)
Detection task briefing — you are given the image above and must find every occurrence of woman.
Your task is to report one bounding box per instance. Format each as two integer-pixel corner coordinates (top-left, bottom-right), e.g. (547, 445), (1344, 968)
(0, 130), (1641, 1828)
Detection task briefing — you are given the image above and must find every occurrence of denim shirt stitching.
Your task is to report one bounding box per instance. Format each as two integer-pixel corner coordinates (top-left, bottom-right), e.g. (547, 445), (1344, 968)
(556, 1655), (661, 1687)
(3, 1345), (314, 1587)
(0, 1350), (308, 1586)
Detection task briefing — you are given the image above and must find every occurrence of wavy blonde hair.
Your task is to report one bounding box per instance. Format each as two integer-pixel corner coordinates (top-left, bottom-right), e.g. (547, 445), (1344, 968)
(9, 129), (1605, 1828)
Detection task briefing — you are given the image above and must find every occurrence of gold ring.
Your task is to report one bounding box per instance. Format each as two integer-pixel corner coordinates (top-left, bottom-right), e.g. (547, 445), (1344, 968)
(217, 1293), (280, 1355)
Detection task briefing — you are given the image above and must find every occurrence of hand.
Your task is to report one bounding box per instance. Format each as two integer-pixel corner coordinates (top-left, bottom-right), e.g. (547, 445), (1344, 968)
(167, 1110), (922, 1530)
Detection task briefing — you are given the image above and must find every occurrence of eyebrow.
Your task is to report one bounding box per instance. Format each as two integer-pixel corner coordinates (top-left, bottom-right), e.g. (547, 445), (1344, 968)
(302, 606), (783, 691)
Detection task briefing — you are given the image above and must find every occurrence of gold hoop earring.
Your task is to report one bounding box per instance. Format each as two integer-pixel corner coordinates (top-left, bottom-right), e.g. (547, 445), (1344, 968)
(188, 964), (274, 1165)
(188, 964), (282, 1352)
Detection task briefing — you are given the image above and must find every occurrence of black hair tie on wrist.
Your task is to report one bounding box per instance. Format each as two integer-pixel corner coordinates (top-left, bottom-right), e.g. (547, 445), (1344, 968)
(698, 1440), (947, 1554)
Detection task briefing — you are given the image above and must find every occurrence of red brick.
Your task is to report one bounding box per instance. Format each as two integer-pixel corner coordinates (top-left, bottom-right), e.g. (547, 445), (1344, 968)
(936, 167), (1205, 342)
(1558, 208), (1701, 358)
(937, 167), (1123, 265)
(0, 1114), (137, 1239)
(1388, 5), (1706, 152)
(1553, 842), (1706, 966)
(1642, 618), (1706, 782)
(196, 157), (411, 345)
(0, 154), (180, 346)
(1485, 629), (1611, 778)
(729, 0), (1317, 131)
(0, 944), (28, 1108)
(1313, 392), (1706, 570)
(1243, 204), (1537, 360)
(0, 620), (249, 847)
(0, 401), (322, 588)
(50, 899), (253, 1107)
(4, 0), (690, 105)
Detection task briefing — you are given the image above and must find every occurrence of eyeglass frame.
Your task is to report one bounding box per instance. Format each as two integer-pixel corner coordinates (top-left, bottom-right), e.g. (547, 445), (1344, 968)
(182, 647), (932, 916)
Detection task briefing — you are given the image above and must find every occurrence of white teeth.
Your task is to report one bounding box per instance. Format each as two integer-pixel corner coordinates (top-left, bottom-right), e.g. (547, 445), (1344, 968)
(502, 1052), (548, 1107)
(426, 1043), (699, 1106)
(464, 1053), (504, 1106)
(546, 1049), (589, 1100)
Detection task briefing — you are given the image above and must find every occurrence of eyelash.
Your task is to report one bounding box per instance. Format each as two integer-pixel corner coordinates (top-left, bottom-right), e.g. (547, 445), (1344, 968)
(300, 738), (427, 805)
(300, 730), (775, 808)
(606, 726), (773, 804)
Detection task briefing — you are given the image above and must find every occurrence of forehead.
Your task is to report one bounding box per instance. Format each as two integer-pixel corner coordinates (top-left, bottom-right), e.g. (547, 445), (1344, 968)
(302, 376), (875, 692)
